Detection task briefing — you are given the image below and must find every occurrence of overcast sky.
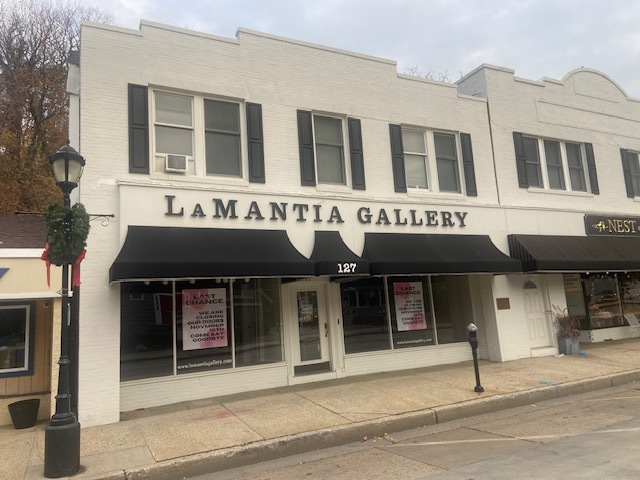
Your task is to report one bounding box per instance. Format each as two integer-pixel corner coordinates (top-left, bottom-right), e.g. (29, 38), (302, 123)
(78, 0), (640, 98)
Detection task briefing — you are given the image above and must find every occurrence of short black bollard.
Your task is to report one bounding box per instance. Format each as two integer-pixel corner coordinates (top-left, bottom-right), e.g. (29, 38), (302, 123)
(467, 323), (484, 393)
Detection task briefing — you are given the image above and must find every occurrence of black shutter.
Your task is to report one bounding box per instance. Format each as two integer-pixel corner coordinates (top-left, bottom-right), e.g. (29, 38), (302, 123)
(246, 103), (265, 183)
(513, 132), (528, 188)
(128, 84), (149, 174)
(348, 118), (366, 190)
(584, 143), (599, 195)
(389, 124), (406, 193)
(297, 110), (316, 186)
(621, 149), (634, 198)
(460, 133), (477, 196)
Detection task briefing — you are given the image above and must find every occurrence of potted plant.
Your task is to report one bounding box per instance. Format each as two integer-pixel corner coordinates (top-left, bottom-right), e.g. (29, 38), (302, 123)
(550, 306), (581, 355)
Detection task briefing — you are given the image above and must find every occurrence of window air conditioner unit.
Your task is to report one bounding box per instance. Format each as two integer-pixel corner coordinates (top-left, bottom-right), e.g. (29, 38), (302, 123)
(164, 154), (188, 173)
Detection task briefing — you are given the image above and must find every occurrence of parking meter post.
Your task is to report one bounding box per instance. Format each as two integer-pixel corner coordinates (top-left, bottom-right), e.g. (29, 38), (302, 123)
(466, 323), (484, 393)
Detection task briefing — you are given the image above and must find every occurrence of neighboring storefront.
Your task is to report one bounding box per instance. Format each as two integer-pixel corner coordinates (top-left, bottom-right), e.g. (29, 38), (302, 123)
(0, 216), (60, 426)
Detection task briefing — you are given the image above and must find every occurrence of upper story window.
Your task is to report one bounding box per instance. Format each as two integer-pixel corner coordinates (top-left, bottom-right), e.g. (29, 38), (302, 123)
(621, 149), (640, 198)
(297, 110), (366, 190)
(390, 126), (475, 195)
(204, 100), (241, 176)
(127, 84), (265, 183)
(313, 115), (345, 185)
(513, 132), (599, 194)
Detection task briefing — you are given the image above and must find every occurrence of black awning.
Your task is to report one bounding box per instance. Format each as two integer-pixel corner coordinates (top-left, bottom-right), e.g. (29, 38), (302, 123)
(110, 226), (315, 282)
(509, 234), (640, 272)
(310, 231), (369, 276)
(362, 233), (521, 275)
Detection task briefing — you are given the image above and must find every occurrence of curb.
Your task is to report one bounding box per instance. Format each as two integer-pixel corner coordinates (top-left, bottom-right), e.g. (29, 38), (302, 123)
(92, 370), (640, 480)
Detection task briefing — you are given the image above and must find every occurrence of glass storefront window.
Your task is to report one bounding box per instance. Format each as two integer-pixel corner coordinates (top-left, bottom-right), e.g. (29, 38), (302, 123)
(120, 278), (284, 381)
(340, 275), (475, 354)
(619, 273), (640, 318)
(431, 276), (473, 344)
(583, 274), (624, 329)
(340, 278), (390, 354)
(120, 282), (174, 381)
(234, 278), (283, 367)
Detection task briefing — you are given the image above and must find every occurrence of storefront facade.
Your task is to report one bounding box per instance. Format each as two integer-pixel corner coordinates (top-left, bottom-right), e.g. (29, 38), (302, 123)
(73, 21), (640, 427)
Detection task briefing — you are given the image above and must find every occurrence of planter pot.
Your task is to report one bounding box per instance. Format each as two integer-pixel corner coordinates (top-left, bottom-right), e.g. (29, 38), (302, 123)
(558, 336), (580, 355)
(8, 398), (40, 429)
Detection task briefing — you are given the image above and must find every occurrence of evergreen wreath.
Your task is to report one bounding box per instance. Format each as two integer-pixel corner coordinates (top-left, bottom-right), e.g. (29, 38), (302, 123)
(45, 203), (91, 265)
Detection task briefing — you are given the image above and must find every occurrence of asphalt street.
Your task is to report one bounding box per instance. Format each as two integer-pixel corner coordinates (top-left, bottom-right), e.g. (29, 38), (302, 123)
(195, 383), (640, 480)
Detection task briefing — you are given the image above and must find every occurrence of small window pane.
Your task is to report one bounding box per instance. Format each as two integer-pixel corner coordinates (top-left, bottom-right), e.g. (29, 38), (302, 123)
(205, 100), (240, 132)
(405, 154), (428, 189)
(316, 145), (345, 184)
(434, 133), (456, 158)
(314, 116), (342, 144)
(437, 158), (460, 192)
(628, 152), (640, 175)
(544, 140), (562, 166)
(434, 133), (459, 192)
(206, 132), (241, 176)
(526, 163), (542, 187)
(403, 130), (426, 153)
(155, 92), (192, 126)
(565, 143), (582, 167)
(155, 126), (193, 156)
(522, 137), (539, 162)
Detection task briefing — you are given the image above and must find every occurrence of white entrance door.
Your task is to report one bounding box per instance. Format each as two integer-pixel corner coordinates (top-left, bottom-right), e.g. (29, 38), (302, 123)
(523, 277), (552, 348)
(287, 283), (331, 376)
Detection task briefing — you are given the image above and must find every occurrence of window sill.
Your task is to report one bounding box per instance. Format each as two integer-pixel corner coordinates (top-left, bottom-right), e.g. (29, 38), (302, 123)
(406, 188), (466, 201)
(526, 187), (594, 198)
(149, 172), (250, 189)
(315, 184), (353, 195)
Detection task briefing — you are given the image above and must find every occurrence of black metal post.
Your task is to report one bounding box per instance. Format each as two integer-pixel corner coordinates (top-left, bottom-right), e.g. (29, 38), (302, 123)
(44, 192), (81, 478)
(467, 323), (484, 393)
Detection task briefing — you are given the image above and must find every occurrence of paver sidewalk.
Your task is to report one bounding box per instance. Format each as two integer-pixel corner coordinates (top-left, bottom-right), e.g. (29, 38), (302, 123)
(2, 338), (640, 480)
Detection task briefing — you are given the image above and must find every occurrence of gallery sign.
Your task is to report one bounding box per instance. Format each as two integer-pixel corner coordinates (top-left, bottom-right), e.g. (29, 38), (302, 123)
(164, 195), (469, 230)
(585, 215), (640, 237)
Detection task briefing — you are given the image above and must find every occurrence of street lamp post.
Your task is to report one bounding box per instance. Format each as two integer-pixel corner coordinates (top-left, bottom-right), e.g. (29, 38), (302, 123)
(44, 141), (85, 478)
(466, 323), (484, 393)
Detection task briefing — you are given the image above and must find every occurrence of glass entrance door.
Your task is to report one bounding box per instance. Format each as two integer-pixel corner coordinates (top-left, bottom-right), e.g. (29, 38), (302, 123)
(289, 285), (330, 375)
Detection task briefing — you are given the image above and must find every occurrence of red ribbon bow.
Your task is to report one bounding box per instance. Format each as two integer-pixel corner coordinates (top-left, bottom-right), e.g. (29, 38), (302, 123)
(41, 245), (87, 288)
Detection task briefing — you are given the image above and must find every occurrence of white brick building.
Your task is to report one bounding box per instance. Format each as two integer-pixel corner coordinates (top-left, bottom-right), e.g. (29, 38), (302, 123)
(72, 21), (640, 426)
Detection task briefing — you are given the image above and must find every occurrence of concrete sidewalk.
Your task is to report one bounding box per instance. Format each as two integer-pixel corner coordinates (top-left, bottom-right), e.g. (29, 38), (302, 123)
(3, 338), (640, 480)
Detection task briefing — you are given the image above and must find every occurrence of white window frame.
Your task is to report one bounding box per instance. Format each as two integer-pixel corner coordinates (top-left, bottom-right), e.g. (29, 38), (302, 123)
(151, 89), (247, 181)
(312, 113), (349, 186)
(0, 303), (33, 377)
(402, 127), (464, 194)
(524, 136), (590, 193)
(628, 151), (640, 197)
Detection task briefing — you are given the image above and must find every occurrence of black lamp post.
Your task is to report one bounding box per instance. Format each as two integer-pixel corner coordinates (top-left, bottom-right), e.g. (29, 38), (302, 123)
(44, 141), (85, 478)
(466, 323), (484, 393)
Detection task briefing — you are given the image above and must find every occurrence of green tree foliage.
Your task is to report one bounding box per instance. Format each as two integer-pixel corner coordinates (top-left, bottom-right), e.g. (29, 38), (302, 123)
(0, 0), (112, 214)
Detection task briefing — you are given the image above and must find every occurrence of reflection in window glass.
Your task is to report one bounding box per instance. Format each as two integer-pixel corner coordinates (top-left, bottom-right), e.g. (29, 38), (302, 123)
(120, 283), (174, 381)
(544, 140), (565, 190)
(234, 279), (283, 367)
(584, 274), (624, 329)
(340, 278), (389, 354)
(620, 273), (640, 318)
(431, 276), (472, 344)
